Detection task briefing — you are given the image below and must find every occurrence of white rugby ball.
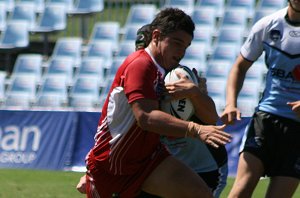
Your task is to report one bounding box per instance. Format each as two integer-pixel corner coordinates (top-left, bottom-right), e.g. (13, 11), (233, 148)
(161, 66), (199, 120)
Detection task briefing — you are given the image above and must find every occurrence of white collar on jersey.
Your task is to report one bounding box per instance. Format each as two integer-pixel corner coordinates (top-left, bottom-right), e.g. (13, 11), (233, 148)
(145, 47), (166, 77)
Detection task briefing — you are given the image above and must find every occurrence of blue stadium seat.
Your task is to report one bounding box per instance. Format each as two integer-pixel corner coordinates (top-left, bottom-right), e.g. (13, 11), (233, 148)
(206, 76), (227, 99)
(76, 57), (106, 87)
(11, 54), (43, 82)
(163, 0), (195, 15)
(193, 25), (214, 54)
(47, 0), (74, 13)
(19, 0), (45, 13)
(215, 25), (245, 47)
(179, 58), (207, 76)
(85, 40), (114, 70)
(36, 75), (68, 107)
(0, 3), (7, 32)
(219, 7), (249, 29)
(107, 56), (125, 78)
(0, 20), (29, 49)
(191, 6), (216, 28)
(0, 0), (14, 12)
(89, 21), (120, 52)
(195, 0), (225, 18)
(9, 2), (36, 31)
(69, 76), (100, 109)
(4, 93), (32, 109)
(51, 37), (83, 67)
(6, 74), (38, 101)
(123, 4), (156, 28)
(32, 3), (67, 33)
(256, 0), (286, 11)
(122, 24), (142, 41)
(184, 42), (207, 62)
(252, 8), (277, 25)
(227, 0), (256, 18)
(68, 0), (104, 14)
(115, 40), (136, 59)
(210, 43), (239, 62)
(44, 56), (74, 85)
(206, 59), (232, 78)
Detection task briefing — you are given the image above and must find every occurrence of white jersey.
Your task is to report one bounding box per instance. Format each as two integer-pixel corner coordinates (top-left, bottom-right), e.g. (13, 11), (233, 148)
(241, 7), (300, 122)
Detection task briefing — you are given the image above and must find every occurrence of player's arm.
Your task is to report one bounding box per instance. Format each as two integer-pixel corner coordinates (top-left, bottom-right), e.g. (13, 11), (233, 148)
(287, 100), (300, 117)
(131, 98), (232, 148)
(165, 71), (219, 124)
(221, 54), (252, 124)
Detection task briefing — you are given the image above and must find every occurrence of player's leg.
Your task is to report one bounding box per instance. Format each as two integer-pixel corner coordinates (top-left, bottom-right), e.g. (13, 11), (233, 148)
(141, 155), (213, 198)
(228, 152), (264, 198)
(265, 176), (299, 198)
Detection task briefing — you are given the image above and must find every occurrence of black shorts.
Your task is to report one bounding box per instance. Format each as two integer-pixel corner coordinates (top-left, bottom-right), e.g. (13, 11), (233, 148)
(241, 110), (300, 179)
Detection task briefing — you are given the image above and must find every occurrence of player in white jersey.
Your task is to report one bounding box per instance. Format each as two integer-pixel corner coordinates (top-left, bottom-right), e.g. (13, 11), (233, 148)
(221, 1), (300, 197)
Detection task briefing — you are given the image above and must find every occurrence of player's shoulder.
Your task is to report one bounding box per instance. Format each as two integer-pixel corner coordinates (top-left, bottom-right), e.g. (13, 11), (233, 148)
(253, 7), (287, 31)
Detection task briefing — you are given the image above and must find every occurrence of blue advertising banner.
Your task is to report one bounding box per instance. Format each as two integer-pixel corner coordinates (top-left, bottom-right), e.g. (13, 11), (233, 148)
(223, 117), (251, 177)
(71, 112), (100, 169)
(0, 110), (78, 170)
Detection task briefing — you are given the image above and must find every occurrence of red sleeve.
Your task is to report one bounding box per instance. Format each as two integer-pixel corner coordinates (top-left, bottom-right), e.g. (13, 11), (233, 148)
(124, 54), (159, 104)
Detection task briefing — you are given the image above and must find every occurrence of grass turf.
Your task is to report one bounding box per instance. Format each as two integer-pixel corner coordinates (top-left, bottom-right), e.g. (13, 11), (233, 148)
(0, 169), (299, 197)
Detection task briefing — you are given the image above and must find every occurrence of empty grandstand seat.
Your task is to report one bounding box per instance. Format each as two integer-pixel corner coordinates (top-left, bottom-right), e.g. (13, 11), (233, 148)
(191, 6), (217, 28)
(163, 0), (195, 15)
(239, 78), (262, 100)
(227, 0), (256, 18)
(184, 42), (207, 62)
(76, 57), (106, 87)
(19, 0), (45, 13)
(245, 61), (266, 82)
(107, 56), (125, 78)
(11, 54), (43, 81)
(0, 3), (7, 32)
(237, 97), (257, 116)
(89, 21), (120, 51)
(210, 43), (239, 62)
(219, 7), (249, 29)
(206, 77), (227, 99)
(36, 75), (68, 107)
(256, 0), (286, 10)
(85, 40), (114, 69)
(44, 56), (74, 84)
(4, 93), (32, 109)
(122, 24), (142, 41)
(69, 76), (100, 109)
(193, 25), (214, 54)
(47, 0), (74, 13)
(0, 0), (14, 12)
(51, 37), (83, 67)
(252, 8), (277, 25)
(9, 2), (36, 31)
(215, 25), (245, 47)
(206, 59), (232, 78)
(68, 0), (104, 14)
(0, 20), (29, 49)
(195, 0), (225, 18)
(6, 74), (38, 101)
(179, 58), (207, 76)
(115, 40), (136, 59)
(32, 3), (67, 33)
(123, 4), (156, 28)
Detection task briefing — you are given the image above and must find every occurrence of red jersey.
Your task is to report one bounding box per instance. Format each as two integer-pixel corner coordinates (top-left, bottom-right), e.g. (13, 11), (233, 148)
(86, 49), (170, 197)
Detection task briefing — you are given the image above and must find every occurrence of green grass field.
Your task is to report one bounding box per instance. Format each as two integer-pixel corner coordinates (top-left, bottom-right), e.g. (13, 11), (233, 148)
(0, 169), (299, 198)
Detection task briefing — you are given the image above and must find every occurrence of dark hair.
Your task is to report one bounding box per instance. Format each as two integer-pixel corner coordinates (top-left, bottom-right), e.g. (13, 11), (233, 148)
(135, 24), (151, 50)
(150, 8), (195, 38)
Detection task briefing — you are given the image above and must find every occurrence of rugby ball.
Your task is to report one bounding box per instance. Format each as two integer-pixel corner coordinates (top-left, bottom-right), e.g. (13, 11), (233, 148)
(161, 66), (199, 120)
